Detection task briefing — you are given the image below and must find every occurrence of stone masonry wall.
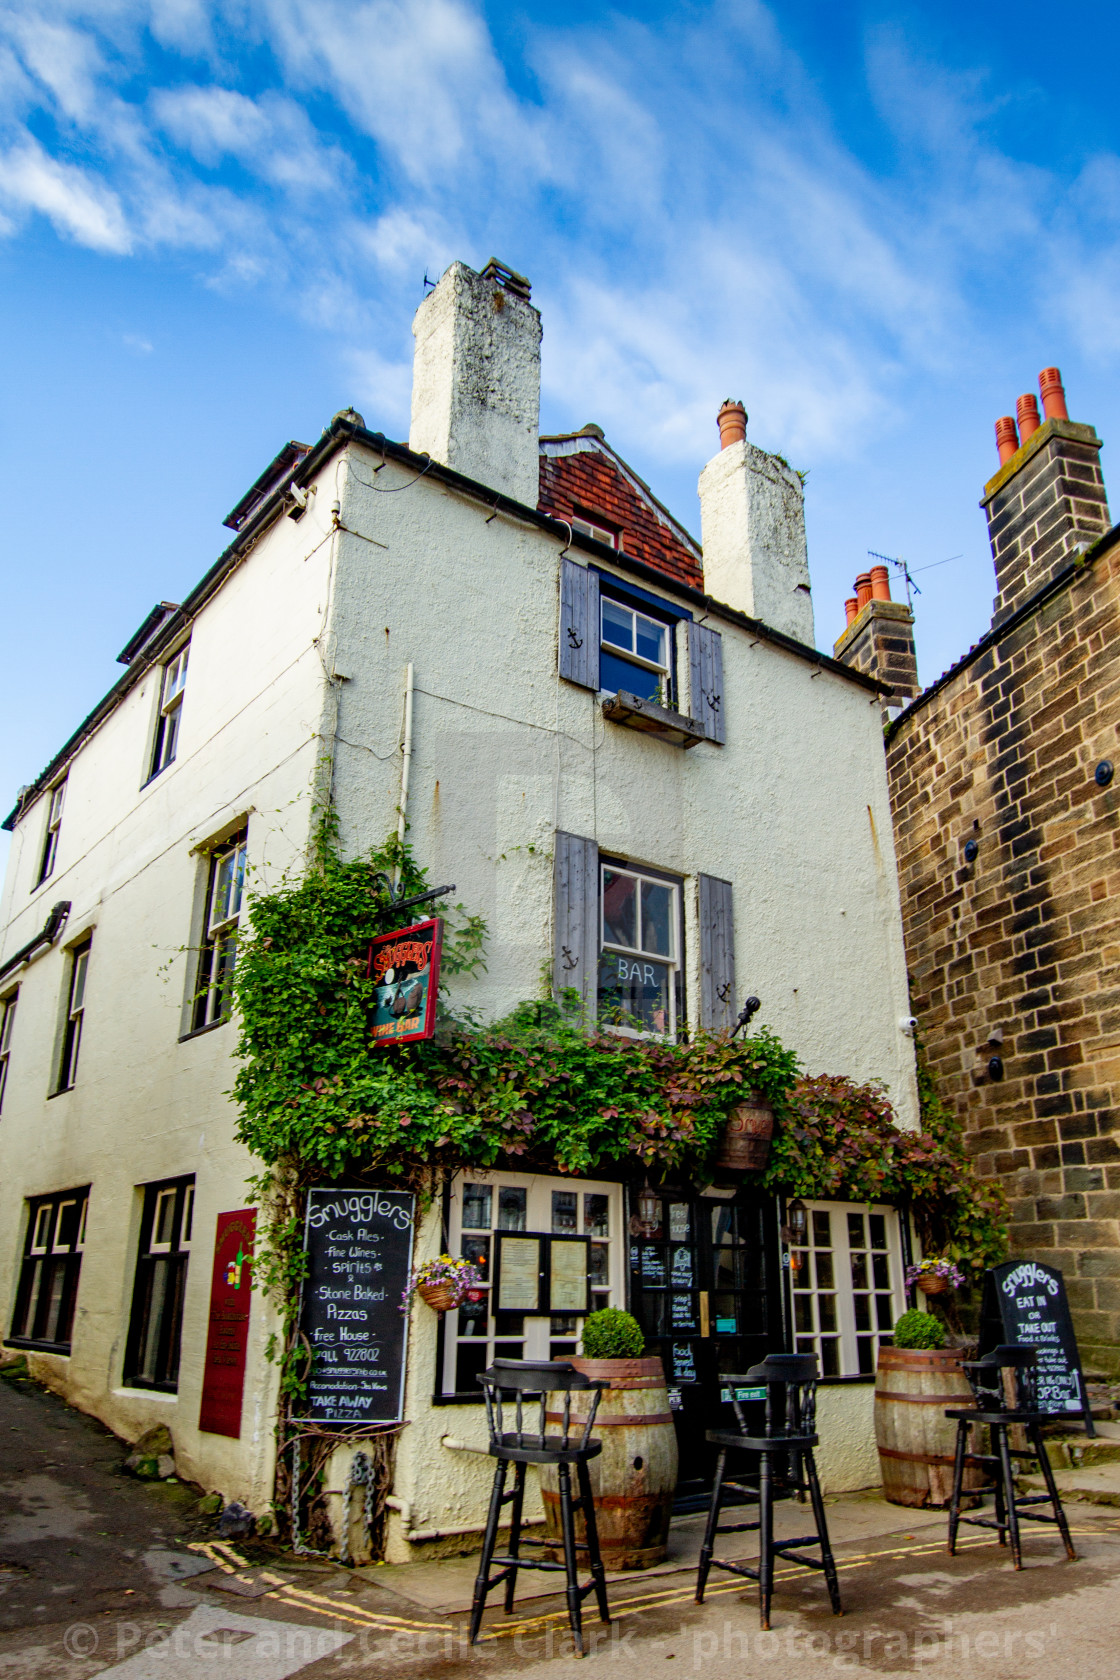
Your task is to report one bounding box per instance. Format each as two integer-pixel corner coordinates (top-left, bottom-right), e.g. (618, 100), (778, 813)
(886, 537), (1120, 1371)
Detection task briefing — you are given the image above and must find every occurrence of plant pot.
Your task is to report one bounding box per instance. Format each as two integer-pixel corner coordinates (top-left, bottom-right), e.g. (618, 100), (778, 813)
(874, 1346), (986, 1508)
(415, 1280), (458, 1312)
(714, 1097), (774, 1173)
(916, 1274), (951, 1296)
(539, 1356), (678, 1569)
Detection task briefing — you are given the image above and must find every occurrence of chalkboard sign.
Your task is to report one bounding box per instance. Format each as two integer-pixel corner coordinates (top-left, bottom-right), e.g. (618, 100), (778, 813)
(670, 1246), (694, 1287)
(670, 1292), (698, 1332)
(295, 1189), (415, 1426)
(979, 1259), (1095, 1436)
(671, 1341), (698, 1384)
(639, 1245), (667, 1287)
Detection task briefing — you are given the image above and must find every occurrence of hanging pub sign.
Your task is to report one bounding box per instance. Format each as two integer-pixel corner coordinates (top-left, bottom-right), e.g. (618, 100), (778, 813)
(367, 918), (442, 1045)
(979, 1259), (1096, 1436)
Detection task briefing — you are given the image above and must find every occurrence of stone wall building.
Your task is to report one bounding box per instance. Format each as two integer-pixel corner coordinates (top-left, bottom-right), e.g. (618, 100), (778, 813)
(836, 370), (1120, 1373)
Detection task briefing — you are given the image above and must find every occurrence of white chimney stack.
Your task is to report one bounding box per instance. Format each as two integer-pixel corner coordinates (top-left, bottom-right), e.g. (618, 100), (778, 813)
(697, 401), (815, 645)
(409, 259), (542, 506)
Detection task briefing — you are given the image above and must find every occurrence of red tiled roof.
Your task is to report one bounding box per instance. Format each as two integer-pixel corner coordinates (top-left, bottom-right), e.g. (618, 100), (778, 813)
(538, 432), (703, 591)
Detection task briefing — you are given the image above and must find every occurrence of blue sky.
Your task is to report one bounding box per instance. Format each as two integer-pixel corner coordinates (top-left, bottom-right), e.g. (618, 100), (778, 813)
(3, 0), (1120, 859)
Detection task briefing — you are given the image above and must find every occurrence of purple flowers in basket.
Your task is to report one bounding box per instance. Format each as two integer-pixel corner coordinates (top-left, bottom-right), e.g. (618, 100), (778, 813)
(401, 1254), (484, 1312)
(905, 1257), (966, 1290)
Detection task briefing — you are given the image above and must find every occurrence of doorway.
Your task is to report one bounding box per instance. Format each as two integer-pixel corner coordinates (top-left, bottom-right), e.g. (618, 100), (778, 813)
(628, 1185), (784, 1504)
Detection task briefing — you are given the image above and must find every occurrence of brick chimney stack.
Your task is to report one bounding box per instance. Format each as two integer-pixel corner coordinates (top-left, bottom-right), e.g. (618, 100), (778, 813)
(833, 564), (919, 725)
(983, 368), (1110, 627)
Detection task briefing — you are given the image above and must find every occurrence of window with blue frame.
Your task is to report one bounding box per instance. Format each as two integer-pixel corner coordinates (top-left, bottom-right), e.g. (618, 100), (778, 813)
(599, 591), (676, 706)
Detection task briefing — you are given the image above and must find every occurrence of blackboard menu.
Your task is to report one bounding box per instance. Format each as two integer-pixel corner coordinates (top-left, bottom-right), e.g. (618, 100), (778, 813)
(295, 1189), (415, 1426)
(671, 1341), (698, 1384)
(979, 1260), (1095, 1434)
(639, 1245), (667, 1287)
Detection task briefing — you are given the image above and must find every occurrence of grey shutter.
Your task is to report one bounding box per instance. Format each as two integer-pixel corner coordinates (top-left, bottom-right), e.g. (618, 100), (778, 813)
(553, 831), (599, 1014)
(559, 558), (600, 690)
(687, 622), (725, 742)
(698, 873), (735, 1031)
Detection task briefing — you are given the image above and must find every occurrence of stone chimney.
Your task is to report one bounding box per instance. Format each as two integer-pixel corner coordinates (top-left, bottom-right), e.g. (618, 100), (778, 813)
(983, 368), (1110, 627)
(697, 402), (814, 644)
(409, 258), (542, 505)
(833, 565), (919, 725)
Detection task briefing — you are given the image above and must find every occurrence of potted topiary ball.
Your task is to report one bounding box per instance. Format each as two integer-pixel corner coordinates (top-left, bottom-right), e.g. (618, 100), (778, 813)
(875, 1308), (984, 1510)
(540, 1310), (679, 1570)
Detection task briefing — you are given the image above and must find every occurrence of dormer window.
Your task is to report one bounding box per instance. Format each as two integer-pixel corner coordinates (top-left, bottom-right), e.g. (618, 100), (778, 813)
(572, 513), (618, 548)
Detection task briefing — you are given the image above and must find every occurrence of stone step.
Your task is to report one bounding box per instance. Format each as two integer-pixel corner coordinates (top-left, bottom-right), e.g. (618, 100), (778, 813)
(1019, 1462), (1120, 1507)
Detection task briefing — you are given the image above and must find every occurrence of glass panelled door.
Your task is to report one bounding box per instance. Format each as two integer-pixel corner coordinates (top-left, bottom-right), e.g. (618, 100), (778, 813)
(628, 1186), (781, 1498)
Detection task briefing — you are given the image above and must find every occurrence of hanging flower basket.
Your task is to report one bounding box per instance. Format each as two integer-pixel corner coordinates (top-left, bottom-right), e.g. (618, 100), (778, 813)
(906, 1257), (965, 1297)
(403, 1255), (484, 1315)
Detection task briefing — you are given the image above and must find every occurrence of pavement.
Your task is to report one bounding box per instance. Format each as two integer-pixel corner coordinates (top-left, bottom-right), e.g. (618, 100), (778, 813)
(5, 1361), (1120, 1679)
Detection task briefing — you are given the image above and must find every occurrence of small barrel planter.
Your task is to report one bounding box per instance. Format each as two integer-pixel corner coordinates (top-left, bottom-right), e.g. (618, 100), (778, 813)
(874, 1346), (985, 1508)
(540, 1355), (679, 1570)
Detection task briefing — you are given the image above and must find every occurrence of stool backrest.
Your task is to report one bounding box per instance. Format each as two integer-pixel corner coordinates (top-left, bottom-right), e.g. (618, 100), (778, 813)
(479, 1359), (608, 1453)
(962, 1344), (1039, 1414)
(727, 1354), (819, 1438)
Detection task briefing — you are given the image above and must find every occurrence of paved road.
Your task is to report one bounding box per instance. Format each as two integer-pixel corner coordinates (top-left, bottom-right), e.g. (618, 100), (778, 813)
(4, 1365), (1120, 1679)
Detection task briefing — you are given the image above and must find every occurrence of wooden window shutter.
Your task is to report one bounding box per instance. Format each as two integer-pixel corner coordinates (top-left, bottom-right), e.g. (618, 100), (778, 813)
(559, 558), (600, 690)
(687, 622), (725, 742)
(698, 874), (735, 1031)
(553, 831), (599, 1013)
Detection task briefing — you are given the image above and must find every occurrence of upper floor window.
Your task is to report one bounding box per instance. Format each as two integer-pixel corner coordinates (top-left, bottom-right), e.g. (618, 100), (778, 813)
(0, 990), (16, 1114)
(149, 644), (189, 779)
(57, 938), (91, 1093)
(9, 1187), (89, 1352)
(36, 780), (66, 885)
(191, 829), (247, 1032)
(572, 513), (618, 548)
(600, 593), (674, 706)
(598, 861), (681, 1035)
(789, 1201), (905, 1377)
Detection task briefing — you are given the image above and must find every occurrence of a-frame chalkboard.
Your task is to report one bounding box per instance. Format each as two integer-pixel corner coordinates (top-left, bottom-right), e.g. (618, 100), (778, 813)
(979, 1259), (1095, 1437)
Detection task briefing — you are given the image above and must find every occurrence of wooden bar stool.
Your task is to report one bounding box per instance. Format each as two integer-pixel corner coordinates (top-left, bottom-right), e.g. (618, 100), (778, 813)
(945, 1343), (1076, 1570)
(469, 1359), (611, 1656)
(695, 1354), (842, 1629)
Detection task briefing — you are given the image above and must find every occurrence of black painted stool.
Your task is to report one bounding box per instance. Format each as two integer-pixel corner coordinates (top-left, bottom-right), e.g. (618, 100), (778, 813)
(695, 1354), (842, 1629)
(945, 1343), (1076, 1569)
(469, 1359), (611, 1656)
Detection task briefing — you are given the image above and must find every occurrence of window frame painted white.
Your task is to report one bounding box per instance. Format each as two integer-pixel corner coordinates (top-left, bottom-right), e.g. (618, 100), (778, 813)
(788, 1199), (906, 1379)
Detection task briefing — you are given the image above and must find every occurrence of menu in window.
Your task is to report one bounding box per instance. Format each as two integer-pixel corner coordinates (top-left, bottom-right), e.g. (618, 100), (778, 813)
(671, 1342), (698, 1384)
(550, 1238), (590, 1313)
(496, 1235), (543, 1312)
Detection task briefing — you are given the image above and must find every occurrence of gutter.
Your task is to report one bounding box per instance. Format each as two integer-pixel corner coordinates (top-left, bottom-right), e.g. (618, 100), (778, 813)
(5, 416), (883, 830)
(884, 520), (1120, 742)
(0, 901), (71, 983)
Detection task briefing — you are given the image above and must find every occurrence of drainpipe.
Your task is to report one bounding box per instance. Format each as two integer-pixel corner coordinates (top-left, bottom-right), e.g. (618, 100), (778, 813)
(393, 663), (415, 886)
(384, 1494), (519, 1547)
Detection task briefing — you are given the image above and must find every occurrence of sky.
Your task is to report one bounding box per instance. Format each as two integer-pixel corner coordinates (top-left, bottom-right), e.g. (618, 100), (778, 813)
(3, 0), (1120, 859)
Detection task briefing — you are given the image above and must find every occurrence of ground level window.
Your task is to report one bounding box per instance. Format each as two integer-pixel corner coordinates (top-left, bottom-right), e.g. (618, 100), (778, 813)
(123, 1177), (194, 1391)
(441, 1173), (623, 1398)
(789, 1201), (904, 1377)
(8, 1188), (89, 1352)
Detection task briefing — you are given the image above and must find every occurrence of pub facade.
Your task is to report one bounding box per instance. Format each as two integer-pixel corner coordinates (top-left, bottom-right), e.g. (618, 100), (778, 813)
(0, 258), (921, 1554)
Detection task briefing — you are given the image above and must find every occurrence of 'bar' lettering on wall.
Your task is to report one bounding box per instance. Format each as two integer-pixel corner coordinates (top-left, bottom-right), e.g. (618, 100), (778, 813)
(198, 1209), (256, 1438)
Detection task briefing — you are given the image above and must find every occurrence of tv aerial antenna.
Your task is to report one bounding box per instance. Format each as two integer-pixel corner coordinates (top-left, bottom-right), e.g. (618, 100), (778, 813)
(867, 550), (961, 611)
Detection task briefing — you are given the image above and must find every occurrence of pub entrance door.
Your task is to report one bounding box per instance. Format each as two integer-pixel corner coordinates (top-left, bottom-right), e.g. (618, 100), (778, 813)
(628, 1185), (784, 1505)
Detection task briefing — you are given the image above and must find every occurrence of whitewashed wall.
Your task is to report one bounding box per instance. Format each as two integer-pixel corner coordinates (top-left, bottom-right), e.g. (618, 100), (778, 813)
(0, 493), (338, 1509)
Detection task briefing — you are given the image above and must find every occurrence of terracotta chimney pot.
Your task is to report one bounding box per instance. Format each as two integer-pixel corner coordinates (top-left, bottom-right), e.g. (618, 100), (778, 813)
(1016, 393), (1041, 442)
(844, 596), (859, 627)
(995, 415), (1019, 465)
(717, 400), (747, 449)
(854, 572), (873, 611)
(869, 565), (891, 602)
(1038, 367), (1069, 421)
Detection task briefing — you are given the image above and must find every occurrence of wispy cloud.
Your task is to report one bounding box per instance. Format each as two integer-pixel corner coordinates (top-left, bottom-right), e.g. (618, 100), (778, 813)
(0, 0), (1118, 472)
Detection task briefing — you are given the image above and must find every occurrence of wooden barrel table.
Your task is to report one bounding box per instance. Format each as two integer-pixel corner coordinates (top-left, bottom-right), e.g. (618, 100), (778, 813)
(540, 1355), (679, 1570)
(874, 1346), (986, 1508)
